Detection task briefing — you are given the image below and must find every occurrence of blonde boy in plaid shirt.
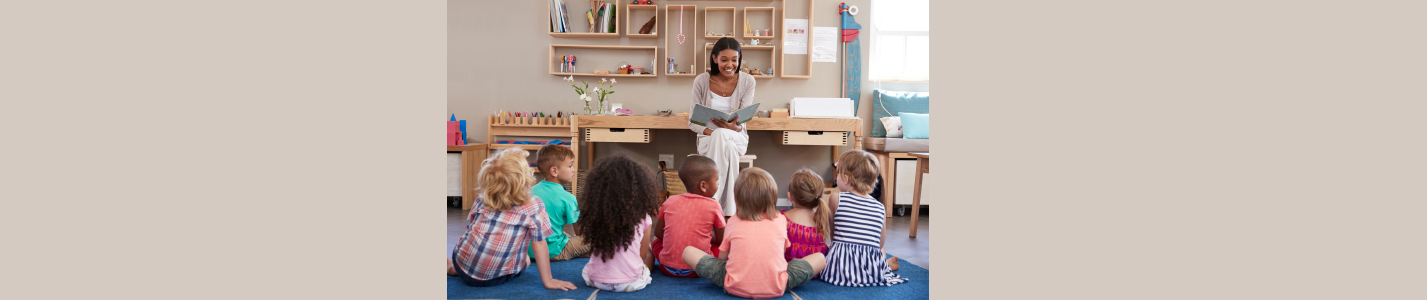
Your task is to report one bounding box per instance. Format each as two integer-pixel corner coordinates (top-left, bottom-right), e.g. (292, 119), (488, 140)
(446, 148), (578, 290)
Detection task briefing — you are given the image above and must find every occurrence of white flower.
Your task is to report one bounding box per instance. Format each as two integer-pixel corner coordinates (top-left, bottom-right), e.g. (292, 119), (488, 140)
(592, 87), (600, 93)
(580, 94), (591, 102)
(563, 75), (573, 82)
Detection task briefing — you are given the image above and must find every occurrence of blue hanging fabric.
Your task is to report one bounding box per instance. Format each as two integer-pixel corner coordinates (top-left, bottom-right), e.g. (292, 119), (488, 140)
(840, 3), (863, 113)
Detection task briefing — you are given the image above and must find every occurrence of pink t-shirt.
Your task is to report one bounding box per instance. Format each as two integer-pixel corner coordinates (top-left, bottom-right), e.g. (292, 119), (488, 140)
(719, 212), (790, 299)
(583, 216), (652, 283)
(656, 193), (727, 270)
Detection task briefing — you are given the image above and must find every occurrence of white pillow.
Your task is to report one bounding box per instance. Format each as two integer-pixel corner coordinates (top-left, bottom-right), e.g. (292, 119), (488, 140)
(880, 116), (903, 138)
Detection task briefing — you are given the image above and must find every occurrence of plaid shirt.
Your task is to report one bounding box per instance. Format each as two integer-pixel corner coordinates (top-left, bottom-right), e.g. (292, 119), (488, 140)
(454, 195), (554, 281)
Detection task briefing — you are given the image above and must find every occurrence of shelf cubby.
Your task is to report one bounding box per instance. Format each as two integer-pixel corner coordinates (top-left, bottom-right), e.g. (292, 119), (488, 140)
(549, 44), (658, 77)
(779, 0), (813, 79)
(547, 1), (620, 38)
(742, 7), (776, 39)
(705, 44), (777, 79)
(625, 4), (658, 39)
(703, 7), (736, 40)
(664, 5), (700, 77)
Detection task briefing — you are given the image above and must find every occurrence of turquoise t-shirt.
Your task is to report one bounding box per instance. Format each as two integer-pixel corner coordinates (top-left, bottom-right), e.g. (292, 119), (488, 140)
(529, 180), (579, 258)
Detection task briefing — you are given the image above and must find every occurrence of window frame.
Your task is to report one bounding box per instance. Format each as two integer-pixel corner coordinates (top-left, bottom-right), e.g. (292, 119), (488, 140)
(868, 1), (930, 83)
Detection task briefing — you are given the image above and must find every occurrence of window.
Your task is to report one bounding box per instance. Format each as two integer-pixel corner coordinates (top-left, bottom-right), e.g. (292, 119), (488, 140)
(870, 0), (929, 82)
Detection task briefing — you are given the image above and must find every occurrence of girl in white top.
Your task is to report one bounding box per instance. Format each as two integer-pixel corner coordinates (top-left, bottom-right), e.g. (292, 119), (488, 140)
(688, 37), (758, 217)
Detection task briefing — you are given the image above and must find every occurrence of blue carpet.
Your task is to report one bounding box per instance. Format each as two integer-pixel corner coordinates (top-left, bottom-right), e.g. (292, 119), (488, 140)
(448, 255), (928, 299)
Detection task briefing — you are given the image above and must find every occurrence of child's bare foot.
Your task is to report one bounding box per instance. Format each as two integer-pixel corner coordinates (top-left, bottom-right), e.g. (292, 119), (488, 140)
(887, 256), (900, 271)
(447, 258), (456, 276)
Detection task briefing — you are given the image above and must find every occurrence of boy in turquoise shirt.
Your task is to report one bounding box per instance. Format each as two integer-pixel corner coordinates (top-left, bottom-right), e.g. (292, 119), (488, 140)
(529, 144), (590, 261)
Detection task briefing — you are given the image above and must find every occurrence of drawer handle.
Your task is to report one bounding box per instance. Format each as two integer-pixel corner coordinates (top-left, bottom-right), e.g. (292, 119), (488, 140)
(609, 128), (626, 132)
(807, 131), (824, 135)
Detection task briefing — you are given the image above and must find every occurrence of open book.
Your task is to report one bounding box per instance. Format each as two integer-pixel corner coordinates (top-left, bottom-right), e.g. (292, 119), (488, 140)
(691, 103), (761, 127)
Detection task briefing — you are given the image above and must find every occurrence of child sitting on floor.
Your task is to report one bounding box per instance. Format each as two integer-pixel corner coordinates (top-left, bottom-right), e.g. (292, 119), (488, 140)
(651, 155), (726, 278)
(529, 144), (590, 261)
(820, 149), (908, 287)
(578, 154), (660, 292)
(447, 147), (577, 290)
(780, 169), (832, 262)
(682, 167), (827, 299)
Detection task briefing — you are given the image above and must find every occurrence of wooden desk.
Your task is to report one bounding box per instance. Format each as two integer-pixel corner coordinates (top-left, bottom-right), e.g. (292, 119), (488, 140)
(573, 115), (862, 169)
(908, 152), (929, 238)
(447, 144), (488, 210)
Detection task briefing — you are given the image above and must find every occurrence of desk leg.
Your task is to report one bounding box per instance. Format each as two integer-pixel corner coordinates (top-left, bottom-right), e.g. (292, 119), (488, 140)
(876, 152), (895, 219)
(586, 141), (596, 170)
(910, 157), (926, 238)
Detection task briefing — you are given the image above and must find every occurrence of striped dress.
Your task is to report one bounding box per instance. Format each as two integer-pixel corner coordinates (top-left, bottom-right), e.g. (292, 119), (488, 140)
(820, 192), (909, 286)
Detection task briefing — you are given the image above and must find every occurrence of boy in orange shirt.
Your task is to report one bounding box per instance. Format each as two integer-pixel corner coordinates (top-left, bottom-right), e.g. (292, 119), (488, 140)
(651, 155), (726, 277)
(681, 167), (827, 299)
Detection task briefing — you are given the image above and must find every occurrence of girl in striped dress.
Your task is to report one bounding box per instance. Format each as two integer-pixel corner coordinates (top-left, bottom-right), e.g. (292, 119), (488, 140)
(781, 168), (832, 262)
(820, 150), (909, 286)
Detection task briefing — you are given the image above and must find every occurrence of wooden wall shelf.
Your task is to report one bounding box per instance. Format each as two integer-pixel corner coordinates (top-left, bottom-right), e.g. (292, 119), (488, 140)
(742, 7), (776, 39)
(664, 5), (700, 77)
(547, 1), (621, 38)
(625, 5), (658, 39)
(704, 44), (776, 79)
(704, 7), (736, 39)
(549, 44), (658, 77)
(779, 0), (813, 79)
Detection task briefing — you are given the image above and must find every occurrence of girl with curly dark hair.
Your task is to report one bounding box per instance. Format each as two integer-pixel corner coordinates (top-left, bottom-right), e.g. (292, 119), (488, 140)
(577, 154), (660, 292)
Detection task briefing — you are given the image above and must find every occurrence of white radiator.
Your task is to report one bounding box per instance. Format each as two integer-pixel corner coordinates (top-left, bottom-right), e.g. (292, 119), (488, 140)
(447, 153), (462, 197)
(894, 159), (926, 206)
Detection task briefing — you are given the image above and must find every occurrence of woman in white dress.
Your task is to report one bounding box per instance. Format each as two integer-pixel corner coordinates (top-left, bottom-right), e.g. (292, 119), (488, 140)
(688, 37), (757, 217)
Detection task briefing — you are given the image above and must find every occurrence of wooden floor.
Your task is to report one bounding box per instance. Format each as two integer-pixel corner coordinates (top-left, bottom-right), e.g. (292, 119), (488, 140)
(447, 206), (931, 269)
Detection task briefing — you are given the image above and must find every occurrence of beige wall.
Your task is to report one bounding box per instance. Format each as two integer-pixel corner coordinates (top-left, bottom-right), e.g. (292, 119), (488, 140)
(450, 0), (927, 195)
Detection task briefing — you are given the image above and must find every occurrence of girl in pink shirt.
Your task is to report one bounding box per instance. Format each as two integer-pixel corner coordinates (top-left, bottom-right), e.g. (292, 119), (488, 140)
(681, 167), (828, 299)
(578, 154), (660, 292)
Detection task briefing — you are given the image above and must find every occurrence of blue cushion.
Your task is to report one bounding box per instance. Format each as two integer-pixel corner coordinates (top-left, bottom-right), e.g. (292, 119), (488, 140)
(900, 112), (929, 139)
(870, 89), (929, 137)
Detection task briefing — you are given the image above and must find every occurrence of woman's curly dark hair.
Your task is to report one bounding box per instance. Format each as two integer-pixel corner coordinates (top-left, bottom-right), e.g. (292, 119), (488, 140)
(578, 154), (660, 262)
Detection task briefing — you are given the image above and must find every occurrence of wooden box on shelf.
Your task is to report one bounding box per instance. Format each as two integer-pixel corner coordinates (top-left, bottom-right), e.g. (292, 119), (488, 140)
(549, 44), (658, 78)
(664, 5), (699, 77)
(625, 4), (658, 39)
(780, 130), (849, 146)
(703, 7), (735, 40)
(585, 128), (651, 143)
(742, 7), (775, 39)
(547, 0), (621, 38)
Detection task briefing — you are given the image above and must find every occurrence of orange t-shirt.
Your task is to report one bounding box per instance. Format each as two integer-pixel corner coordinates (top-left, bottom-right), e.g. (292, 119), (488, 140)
(656, 193), (727, 270)
(719, 212), (790, 299)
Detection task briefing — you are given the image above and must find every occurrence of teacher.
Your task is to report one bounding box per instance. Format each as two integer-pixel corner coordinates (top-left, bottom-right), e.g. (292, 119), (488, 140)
(689, 37), (757, 217)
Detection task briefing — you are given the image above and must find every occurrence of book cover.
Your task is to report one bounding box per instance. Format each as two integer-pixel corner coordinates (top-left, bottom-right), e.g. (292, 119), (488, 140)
(690, 103), (761, 127)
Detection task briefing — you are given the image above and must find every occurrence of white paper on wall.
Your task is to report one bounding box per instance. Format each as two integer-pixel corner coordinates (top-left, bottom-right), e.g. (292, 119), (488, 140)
(783, 19), (808, 54)
(812, 27), (838, 62)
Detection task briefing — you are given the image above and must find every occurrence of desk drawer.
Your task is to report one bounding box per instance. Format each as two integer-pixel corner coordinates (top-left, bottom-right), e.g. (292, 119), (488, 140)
(585, 128), (651, 143)
(780, 131), (848, 146)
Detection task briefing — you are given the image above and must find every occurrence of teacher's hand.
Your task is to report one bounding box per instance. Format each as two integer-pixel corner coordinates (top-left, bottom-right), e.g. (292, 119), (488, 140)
(710, 115), (741, 132)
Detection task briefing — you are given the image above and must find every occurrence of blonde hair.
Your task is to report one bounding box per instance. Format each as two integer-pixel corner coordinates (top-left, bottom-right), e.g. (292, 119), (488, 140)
(836, 149), (880, 194)
(734, 167), (779, 221)
(477, 147), (536, 211)
(789, 169), (831, 238)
